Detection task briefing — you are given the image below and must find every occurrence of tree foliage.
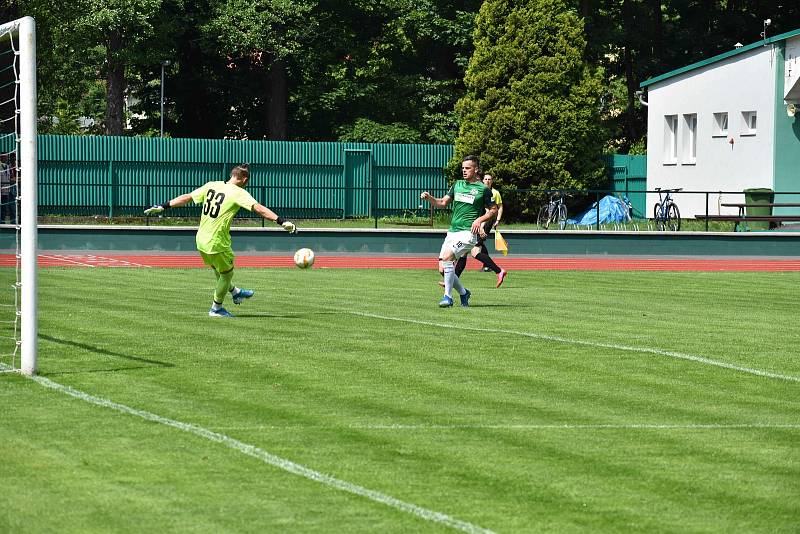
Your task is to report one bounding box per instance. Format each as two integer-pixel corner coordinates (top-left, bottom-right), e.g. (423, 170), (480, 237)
(7, 0), (800, 158)
(454, 0), (605, 216)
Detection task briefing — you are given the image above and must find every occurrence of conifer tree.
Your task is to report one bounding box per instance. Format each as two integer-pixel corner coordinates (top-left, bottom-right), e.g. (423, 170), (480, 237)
(454, 0), (605, 217)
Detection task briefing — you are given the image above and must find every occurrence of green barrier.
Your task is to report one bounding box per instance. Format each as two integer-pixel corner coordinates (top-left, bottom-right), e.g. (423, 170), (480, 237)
(743, 188), (774, 231)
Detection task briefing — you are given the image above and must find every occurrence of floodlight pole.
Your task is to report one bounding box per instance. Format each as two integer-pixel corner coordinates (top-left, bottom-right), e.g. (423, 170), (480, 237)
(160, 60), (171, 137)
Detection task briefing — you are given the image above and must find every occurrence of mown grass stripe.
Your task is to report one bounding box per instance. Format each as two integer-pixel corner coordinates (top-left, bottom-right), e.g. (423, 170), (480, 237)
(10, 365), (495, 534)
(347, 311), (800, 383)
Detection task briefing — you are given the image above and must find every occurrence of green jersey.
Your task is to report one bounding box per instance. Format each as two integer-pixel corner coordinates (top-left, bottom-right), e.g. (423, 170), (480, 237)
(446, 180), (495, 232)
(190, 181), (258, 253)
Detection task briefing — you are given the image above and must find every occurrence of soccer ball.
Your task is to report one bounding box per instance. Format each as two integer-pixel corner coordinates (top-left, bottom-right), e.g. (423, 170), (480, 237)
(293, 248), (315, 269)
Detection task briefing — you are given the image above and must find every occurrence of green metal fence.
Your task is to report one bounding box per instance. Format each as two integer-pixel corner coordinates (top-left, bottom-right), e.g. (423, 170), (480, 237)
(36, 136), (454, 219)
(25, 136), (650, 221)
(603, 154), (647, 218)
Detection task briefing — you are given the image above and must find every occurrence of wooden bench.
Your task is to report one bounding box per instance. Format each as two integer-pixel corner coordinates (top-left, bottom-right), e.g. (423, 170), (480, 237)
(721, 202), (800, 216)
(695, 203), (800, 231)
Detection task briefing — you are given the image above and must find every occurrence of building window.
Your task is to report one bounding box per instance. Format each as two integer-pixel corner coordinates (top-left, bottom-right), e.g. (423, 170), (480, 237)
(683, 113), (697, 164)
(712, 112), (728, 136)
(664, 115), (678, 164)
(741, 111), (757, 135)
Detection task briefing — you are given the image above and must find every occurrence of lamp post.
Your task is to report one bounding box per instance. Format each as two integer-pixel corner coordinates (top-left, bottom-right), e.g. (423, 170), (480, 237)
(160, 60), (171, 137)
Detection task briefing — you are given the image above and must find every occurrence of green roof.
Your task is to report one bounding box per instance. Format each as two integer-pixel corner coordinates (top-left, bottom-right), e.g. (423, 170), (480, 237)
(640, 27), (800, 88)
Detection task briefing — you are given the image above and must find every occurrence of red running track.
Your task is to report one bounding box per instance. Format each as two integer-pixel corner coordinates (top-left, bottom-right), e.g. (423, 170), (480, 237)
(2, 254), (800, 271)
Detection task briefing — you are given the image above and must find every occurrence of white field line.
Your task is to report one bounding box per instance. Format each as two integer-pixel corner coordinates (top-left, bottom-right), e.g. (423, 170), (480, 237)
(346, 311), (800, 383)
(348, 422), (800, 430)
(209, 422), (800, 431)
(3, 367), (494, 534)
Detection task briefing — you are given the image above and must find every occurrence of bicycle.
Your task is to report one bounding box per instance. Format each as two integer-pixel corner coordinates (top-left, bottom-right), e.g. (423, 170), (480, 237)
(537, 192), (569, 230)
(653, 187), (682, 231)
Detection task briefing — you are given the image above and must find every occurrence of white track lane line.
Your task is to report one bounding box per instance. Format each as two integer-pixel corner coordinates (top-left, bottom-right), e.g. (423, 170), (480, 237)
(4, 367), (494, 534)
(346, 311), (800, 383)
(39, 254), (96, 267)
(84, 255), (152, 268)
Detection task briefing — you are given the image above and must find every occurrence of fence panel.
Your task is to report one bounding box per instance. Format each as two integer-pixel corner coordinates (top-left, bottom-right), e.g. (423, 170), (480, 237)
(603, 154), (647, 218)
(35, 136), (453, 219)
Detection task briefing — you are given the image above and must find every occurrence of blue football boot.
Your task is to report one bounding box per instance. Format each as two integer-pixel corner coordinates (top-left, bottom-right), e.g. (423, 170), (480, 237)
(232, 288), (254, 305)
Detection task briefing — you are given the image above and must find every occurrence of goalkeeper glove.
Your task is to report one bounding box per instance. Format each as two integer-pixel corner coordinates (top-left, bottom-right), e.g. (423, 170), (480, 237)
(276, 217), (297, 233)
(144, 202), (170, 216)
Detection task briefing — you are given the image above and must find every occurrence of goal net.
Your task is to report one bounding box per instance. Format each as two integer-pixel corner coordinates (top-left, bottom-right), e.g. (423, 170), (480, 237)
(0, 17), (37, 375)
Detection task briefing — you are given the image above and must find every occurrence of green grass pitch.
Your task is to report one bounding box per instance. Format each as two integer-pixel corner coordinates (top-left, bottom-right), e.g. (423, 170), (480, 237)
(1, 266), (799, 533)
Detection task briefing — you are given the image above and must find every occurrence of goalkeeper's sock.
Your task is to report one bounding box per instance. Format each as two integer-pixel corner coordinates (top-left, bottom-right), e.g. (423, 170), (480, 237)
(214, 270), (234, 304)
(476, 252), (501, 274)
(230, 286), (241, 297)
(211, 300), (223, 311)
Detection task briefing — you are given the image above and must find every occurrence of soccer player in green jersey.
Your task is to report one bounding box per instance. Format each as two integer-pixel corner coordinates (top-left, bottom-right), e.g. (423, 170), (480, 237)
(144, 164), (297, 317)
(450, 172), (507, 287)
(420, 155), (498, 307)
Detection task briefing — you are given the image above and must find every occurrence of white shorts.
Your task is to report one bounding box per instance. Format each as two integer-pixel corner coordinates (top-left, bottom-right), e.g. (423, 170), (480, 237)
(439, 230), (478, 260)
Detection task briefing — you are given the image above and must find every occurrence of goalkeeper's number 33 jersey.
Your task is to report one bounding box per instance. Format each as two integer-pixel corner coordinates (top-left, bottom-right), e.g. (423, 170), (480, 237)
(190, 181), (258, 253)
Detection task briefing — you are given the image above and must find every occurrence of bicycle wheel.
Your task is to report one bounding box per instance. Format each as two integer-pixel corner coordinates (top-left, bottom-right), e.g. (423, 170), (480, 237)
(537, 205), (550, 229)
(653, 202), (663, 230)
(666, 203), (681, 231)
(557, 204), (568, 230)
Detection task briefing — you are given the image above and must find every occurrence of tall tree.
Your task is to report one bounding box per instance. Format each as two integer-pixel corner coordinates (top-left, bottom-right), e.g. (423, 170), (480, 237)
(203, 0), (316, 140)
(292, 0), (481, 143)
(22, 0), (178, 135)
(71, 0), (171, 135)
(454, 0), (605, 216)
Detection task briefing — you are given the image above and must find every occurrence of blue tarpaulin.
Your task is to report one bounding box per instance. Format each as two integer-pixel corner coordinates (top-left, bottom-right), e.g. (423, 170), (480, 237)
(567, 196), (631, 225)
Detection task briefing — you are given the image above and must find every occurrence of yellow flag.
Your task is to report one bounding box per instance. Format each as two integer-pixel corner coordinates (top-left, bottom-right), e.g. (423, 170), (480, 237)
(494, 230), (509, 256)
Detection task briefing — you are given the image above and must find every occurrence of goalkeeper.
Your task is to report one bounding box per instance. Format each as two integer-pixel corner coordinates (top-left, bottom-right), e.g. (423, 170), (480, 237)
(144, 163), (297, 317)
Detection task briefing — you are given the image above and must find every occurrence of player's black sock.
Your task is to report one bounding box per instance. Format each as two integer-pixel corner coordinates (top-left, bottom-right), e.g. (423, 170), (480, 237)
(455, 255), (467, 277)
(475, 252), (501, 274)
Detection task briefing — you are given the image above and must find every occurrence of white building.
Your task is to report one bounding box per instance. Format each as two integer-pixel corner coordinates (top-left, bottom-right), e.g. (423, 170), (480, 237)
(641, 27), (800, 219)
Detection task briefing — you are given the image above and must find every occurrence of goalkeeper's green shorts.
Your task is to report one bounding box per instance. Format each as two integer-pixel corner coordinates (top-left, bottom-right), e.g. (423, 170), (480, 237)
(200, 250), (235, 273)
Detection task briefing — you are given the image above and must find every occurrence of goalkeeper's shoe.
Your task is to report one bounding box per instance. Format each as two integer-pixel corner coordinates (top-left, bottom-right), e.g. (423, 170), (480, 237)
(231, 288), (254, 305)
(208, 307), (234, 318)
(459, 289), (471, 307)
(438, 295), (454, 308)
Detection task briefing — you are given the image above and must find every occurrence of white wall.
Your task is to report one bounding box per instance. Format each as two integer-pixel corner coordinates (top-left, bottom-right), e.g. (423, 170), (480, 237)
(785, 36), (800, 102)
(646, 45), (777, 218)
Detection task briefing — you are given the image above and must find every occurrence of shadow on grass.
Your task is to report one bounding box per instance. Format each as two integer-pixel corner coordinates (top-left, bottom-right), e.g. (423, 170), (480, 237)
(42, 365), (160, 376)
(461, 303), (526, 308)
(40, 334), (174, 368)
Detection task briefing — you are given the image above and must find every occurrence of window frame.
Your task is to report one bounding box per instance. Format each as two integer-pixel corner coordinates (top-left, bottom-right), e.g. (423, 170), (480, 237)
(664, 114), (678, 165)
(682, 113), (697, 165)
(741, 110), (757, 136)
(712, 112), (728, 137)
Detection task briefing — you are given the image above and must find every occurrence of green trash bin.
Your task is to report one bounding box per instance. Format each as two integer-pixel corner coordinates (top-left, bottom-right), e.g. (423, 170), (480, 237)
(743, 188), (774, 230)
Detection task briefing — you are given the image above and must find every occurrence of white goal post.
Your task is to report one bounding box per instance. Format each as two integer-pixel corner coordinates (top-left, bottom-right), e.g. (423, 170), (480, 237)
(0, 16), (37, 376)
